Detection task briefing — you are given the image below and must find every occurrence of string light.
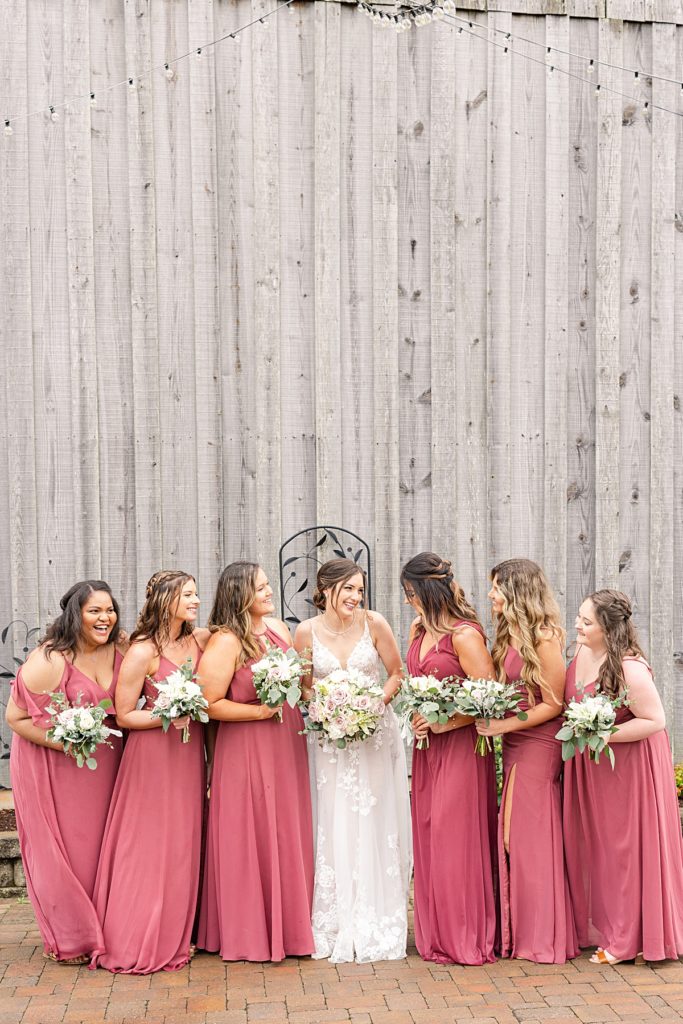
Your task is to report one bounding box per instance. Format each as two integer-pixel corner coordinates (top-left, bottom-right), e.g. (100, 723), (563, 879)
(2, 0), (295, 135)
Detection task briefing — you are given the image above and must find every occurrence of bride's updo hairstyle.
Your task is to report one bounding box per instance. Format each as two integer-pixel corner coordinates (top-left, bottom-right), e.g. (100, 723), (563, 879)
(131, 570), (195, 652)
(313, 559), (367, 613)
(208, 561), (264, 666)
(490, 558), (564, 706)
(585, 589), (646, 699)
(400, 552), (481, 635)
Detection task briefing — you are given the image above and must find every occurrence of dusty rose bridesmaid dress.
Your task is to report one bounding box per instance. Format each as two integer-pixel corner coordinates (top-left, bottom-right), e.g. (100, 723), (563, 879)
(197, 625), (314, 961)
(498, 647), (578, 963)
(10, 653), (123, 960)
(563, 657), (683, 961)
(91, 642), (205, 973)
(406, 623), (498, 965)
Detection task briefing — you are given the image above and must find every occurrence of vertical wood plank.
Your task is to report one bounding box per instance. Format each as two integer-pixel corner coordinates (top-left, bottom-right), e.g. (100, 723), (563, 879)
(124, 0), (161, 611)
(340, 10), (374, 545)
(674, 25), (683, 755)
(314, 0), (343, 524)
(566, 16), (598, 625)
(27, 0), (75, 624)
(486, 10), (513, 565)
(90, 0), (136, 618)
(187, 0), (223, 602)
(509, 15), (546, 565)
(278, 1), (316, 546)
(372, 23), (400, 623)
(0, 0), (39, 781)
(397, 21), (432, 630)
(252, 0), (282, 576)
(64, 0), (101, 579)
(214, 0), (256, 564)
(618, 22), (651, 636)
(649, 21), (676, 728)
(594, 17), (623, 587)
(430, 15), (457, 565)
(451, 14), (489, 618)
(543, 15), (570, 615)
(150, 0), (199, 573)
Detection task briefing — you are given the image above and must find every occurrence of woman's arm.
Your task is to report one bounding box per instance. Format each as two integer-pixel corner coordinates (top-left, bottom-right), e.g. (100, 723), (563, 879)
(202, 631), (279, 722)
(293, 620), (314, 701)
(5, 694), (64, 751)
(368, 612), (403, 705)
(475, 636), (565, 737)
(115, 641), (165, 730)
(609, 661), (666, 743)
(431, 626), (495, 735)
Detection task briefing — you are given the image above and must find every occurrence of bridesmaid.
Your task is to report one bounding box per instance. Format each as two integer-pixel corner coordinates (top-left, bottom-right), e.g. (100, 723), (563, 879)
(564, 589), (683, 964)
(402, 552), (498, 966)
(476, 559), (578, 964)
(196, 562), (314, 962)
(92, 570), (209, 973)
(6, 581), (126, 965)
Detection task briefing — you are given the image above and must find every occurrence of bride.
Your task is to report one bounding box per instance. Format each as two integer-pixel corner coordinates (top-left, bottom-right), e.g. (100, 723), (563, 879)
(294, 558), (412, 963)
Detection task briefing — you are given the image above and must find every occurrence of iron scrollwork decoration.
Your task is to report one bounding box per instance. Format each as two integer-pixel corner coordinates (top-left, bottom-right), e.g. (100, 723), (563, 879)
(278, 526), (373, 629)
(0, 620), (41, 763)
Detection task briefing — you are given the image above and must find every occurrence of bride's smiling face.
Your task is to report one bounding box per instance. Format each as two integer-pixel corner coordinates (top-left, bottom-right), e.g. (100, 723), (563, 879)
(327, 573), (365, 618)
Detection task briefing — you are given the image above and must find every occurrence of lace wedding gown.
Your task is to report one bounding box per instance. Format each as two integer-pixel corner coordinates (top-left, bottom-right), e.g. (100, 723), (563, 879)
(308, 619), (412, 962)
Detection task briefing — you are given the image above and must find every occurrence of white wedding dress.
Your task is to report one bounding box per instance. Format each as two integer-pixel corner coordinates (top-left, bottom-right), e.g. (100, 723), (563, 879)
(308, 619), (412, 962)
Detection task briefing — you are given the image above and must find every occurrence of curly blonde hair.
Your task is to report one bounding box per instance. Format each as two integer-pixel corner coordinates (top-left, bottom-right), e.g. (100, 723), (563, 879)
(490, 559), (565, 705)
(208, 562), (264, 667)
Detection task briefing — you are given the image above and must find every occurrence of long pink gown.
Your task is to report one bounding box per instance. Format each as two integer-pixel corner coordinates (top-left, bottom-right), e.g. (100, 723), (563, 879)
(406, 623), (498, 965)
(197, 626), (314, 961)
(498, 647), (578, 963)
(91, 643), (205, 974)
(563, 657), (683, 961)
(10, 652), (123, 960)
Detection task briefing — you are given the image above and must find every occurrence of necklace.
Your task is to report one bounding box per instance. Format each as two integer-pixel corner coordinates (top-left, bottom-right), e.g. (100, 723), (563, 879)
(320, 610), (357, 636)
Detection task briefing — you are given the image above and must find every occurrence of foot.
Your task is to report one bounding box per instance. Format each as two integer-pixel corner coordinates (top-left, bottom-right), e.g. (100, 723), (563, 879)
(43, 951), (90, 966)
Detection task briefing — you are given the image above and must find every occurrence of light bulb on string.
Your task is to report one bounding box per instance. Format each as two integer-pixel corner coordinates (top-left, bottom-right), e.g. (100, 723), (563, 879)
(587, 58), (595, 74)
(164, 63), (174, 80)
(4, 119), (12, 136)
(595, 83), (601, 96)
(49, 106), (59, 122)
(90, 92), (97, 107)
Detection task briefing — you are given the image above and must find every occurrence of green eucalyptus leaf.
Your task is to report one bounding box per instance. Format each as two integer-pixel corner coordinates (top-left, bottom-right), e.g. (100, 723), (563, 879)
(561, 740), (576, 762)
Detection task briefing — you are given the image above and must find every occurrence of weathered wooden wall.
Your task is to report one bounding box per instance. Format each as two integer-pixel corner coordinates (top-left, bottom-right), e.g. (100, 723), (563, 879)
(1, 0), (682, 781)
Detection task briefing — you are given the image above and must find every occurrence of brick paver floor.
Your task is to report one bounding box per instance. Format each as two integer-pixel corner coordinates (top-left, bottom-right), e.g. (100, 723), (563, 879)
(2, 900), (683, 1024)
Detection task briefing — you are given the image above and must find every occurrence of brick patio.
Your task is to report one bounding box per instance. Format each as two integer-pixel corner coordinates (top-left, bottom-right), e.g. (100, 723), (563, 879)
(1, 900), (682, 1024)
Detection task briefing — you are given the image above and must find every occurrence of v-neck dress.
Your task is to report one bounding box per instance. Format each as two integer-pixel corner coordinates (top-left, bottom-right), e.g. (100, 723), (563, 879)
(91, 643), (206, 973)
(563, 656), (683, 961)
(406, 624), (498, 965)
(196, 625), (314, 961)
(10, 650), (123, 960)
(307, 619), (412, 963)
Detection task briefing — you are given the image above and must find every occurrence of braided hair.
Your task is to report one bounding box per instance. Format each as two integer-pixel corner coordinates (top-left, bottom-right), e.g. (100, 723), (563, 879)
(400, 552), (481, 636)
(130, 570), (196, 652)
(587, 589), (647, 698)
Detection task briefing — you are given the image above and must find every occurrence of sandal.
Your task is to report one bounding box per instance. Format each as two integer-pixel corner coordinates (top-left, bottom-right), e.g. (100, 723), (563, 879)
(589, 948), (643, 966)
(43, 951), (90, 966)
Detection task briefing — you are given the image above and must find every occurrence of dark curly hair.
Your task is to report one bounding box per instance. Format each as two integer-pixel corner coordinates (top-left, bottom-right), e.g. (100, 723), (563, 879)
(42, 581), (121, 656)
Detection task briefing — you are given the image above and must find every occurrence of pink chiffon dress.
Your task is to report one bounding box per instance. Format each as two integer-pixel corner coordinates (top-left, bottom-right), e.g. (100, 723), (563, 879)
(498, 647), (578, 963)
(197, 625), (314, 961)
(563, 657), (683, 961)
(91, 640), (205, 974)
(10, 652), (123, 961)
(406, 623), (498, 965)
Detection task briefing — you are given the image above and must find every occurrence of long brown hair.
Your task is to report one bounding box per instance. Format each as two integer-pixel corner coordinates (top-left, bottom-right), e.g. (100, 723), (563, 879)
(208, 561), (264, 666)
(130, 570), (196, 652)
(490, 558), (565, 705)
(312, 559), (367, 613)
(42, 580), (121, 657)
(587, 589), (647, 698)
(400, 552), (481, 635)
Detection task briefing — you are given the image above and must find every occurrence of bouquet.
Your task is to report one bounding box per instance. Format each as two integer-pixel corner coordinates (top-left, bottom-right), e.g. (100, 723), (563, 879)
(150, 658), (209, 743)
(251, 643), (310, 721)
(303, 668), (386, 749)
(394, 673), (458, 750)
(46, 693), (122, 770)
(451, 678), (528, 755)
(555, 689), (623, 767)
